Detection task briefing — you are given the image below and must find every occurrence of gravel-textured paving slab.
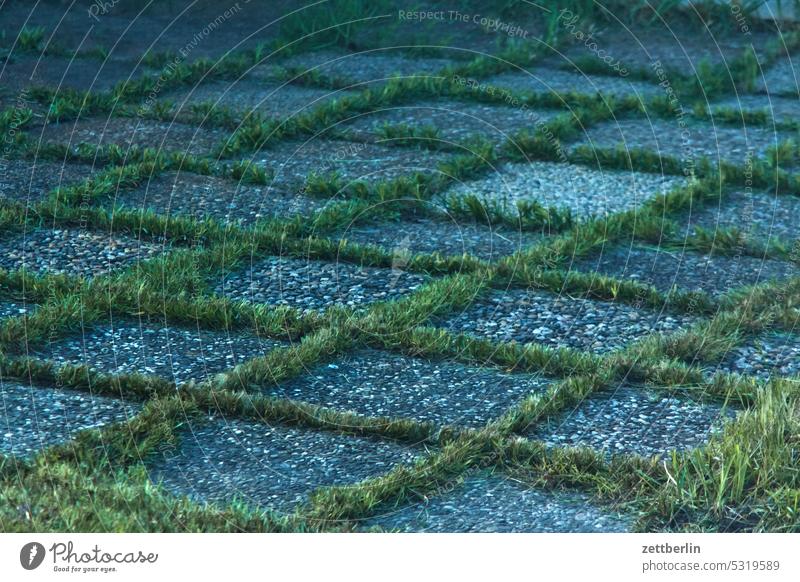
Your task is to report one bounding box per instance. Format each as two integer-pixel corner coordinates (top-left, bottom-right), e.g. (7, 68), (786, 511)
(39, 118), (227, 157)
(215, 257), (427, 313)
(333, 214), (546, 260)
(678, 189), (800, 245)
(365, 475), (631, 532)
(0, 379), (140, 459)
(524, 386), (734, 458)
(575, 119), (788, 166)
(0, 300), (35, 319)
(274, 49), (454, 89)
(441, 161), (686, 219)
(758, 58), (800, 96)
(111, 171), (325, 225)
(163, 79), (358, 121)
(0, 159), (95, 206)
(273, 349), (550, 428)
(551, 25), (774, 72)
(484, 69), (663, 100)
(0, 54), (143, 93)
(341, 100), (562, 145)
(710, 94), (799, 124)
(573, 245), (800, 298)
(33, 319), (286, 385)
(261, 138), (452, 191)
(437, 288), (695, 354)
(0, 0), (291, 61)
(716, 332), (800, 380)
(146, 415), (420, 513)
(0, 228), (164, 278)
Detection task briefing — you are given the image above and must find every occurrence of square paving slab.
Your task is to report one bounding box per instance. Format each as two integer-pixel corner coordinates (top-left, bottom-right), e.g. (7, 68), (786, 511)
(0, 54), (144, 94)
(575, 118), (789, 166)
(552, 24), (774, 72)
(333, 215), (546, 261)
(710, 94), (799, 125)
(677, 190), (800, 245)
(0, 0), (291, 61)
(0, 159), (95, 206)
(275, 49), (454, 90)
(145, 415), (420, 513)
(437, 288), (695, 354)
(364, 475), (631, 532)
(33, 319), (287, 385)
(524, 386), (735, 458)
(715, 332), (800, 380)
(572, 245), (800, 298)
(272, 349), (551, 428)
(340, 100), (563, 145)
(757, 58), (800, 96)
(39, 118), (227, 157)
(0, 228), (164, 278)
(441, 161), (686, 219)
(0, 379), (140, 459)
(110, 171), (325, 225)
(162, 79), (358, 122)
(215, 256), (427, 313)
(483, 69), (663, 100)
(261, 138), (453, 191)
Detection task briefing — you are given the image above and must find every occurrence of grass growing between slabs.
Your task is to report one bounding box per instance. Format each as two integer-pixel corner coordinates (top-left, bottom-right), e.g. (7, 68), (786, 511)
(2, 8), (800, 532)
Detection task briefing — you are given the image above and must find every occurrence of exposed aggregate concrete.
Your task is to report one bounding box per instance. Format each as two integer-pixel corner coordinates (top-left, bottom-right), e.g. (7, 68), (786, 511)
(274, 349), (551, 428)
(441, 161), (686, 219)
(146, 415), (420, 513)
(215, 256), (427, 313)
(0, 379), (140, 459)
(437, 288), (695, 354)
(0, 228), (164, 278)
(572, 245), (800, 298)
(34, 319), (287, 385)
(524, 386), (735, 458)
(365, 475), (632, 532)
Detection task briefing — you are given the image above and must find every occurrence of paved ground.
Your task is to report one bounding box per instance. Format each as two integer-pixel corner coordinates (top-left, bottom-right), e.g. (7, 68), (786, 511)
(1, 1), (798, 532)
(437, 288), (697, 353)
(364, 474), (633, 532)
(524, 385), (735, 458)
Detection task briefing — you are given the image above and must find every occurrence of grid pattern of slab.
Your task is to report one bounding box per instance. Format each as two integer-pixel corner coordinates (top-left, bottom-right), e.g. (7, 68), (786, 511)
(3, 5), (799, 534)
